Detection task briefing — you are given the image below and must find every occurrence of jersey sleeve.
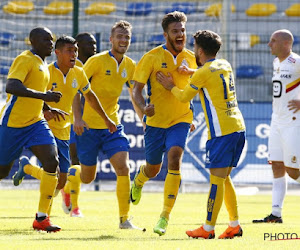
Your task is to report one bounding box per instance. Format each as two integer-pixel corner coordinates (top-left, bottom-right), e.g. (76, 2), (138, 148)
(83, 56), (99, 80)
(126, 61), (136, 89)
(133, 53), (153, 85)
(7, 55), (31, 82)
(78, 68), (91, 94)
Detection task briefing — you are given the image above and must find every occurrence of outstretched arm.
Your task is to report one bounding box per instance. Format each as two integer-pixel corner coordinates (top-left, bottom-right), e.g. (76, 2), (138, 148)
(156, 71), (198, 103)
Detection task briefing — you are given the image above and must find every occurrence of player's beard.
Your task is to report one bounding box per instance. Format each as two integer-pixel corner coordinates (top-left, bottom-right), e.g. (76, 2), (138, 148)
(195, 54), (202, 67)
(167, 36), (185, 54)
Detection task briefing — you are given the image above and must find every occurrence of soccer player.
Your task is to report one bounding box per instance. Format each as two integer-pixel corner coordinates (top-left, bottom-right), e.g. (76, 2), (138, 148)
(12, 35), (116, 216)
(157, 30), (245, 239)
(253, 29), (300, 224)
(130, 11), (197, 236)
(0, 27), (64, 232)
(70, 20), (144, 229)
(60, 33), (97, 217)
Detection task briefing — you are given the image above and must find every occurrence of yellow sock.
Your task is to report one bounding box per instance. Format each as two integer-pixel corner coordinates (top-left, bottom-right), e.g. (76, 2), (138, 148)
(47, 198), (53, 216)
(68, 165), (82, 209)
(64, 180), (71, 194)
(224, 176), (239, 222)
(205, 174), (225, 226)
(38, 171), (58, 214)
(117, 175), (130, 223)
(160, 169), (181, 220)
(24, 164), (43, 180)
(134, 165), (149, 187)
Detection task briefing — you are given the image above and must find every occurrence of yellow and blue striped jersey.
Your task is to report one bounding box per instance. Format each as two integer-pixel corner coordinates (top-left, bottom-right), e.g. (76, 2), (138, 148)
(171, 59), (245, 140)
(133, 45), (197, 128)
(0, 50), (50, 128)
(47, 62), (91, 140)
(82, 50), (136, 129)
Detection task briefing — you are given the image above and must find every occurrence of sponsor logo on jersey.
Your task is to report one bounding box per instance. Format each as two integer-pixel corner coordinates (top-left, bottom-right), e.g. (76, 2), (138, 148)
(280, 74), (291, 79)
(288, 57), (296, 63)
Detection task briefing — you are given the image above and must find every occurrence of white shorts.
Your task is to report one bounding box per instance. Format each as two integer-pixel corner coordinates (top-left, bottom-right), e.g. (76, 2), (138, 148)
(268, 122), (300, 169)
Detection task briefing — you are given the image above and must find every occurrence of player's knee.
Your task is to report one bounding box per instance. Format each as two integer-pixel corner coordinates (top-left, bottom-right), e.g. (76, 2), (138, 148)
(43, 157), (59, 173)
(80, 173), (95, 184)
(56, 174), (67, 189)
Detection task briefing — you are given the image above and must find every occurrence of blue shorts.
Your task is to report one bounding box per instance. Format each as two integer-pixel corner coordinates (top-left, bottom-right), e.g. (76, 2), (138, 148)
(69, 124), (76, 144)
(76, 124), (129, 166)
(205, 131), (245, 169)
(55, 137), (71, 173)
(145, 123), (190, 165)
(0, 119), (56, 165)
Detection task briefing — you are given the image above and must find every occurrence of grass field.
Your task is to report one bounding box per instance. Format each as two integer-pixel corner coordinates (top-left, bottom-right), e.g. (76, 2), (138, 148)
(0, 189), (299, 250)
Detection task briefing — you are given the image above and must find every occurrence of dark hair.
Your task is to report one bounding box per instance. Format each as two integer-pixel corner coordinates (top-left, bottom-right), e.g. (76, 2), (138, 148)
(193, 30), (222, 56)
(75, 32), (94, 43)
(111, 20), (132, 35)
(55, 35), (76, 49)
(161, 11), (187, 32)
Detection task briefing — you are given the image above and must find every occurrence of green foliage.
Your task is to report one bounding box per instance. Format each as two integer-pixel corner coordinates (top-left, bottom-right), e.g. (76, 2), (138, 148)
(0, 190), (299, 249)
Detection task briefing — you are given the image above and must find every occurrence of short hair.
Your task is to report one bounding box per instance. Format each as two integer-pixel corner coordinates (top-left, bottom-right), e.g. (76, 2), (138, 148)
(29, 27), (51, 42)
(193, 30), (222, 56)
(161, 11), (187, 32)
(75, 32), (93, 43)
(111, 20), (132, 35)
(55, 35), (76, 50)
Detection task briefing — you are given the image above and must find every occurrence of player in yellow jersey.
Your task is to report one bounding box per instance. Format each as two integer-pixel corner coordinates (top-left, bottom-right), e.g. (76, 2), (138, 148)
(130, 11), (197, 236)
(0, 27), (65, 232)
(70, 20), (144, 230)
(60, 33), (98, 217)
(157, 30), (245, 239)
(12, 35), (116, 216)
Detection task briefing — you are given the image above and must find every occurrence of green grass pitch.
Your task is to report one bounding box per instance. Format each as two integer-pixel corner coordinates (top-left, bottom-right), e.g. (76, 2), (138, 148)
(0, 189), (299, 249)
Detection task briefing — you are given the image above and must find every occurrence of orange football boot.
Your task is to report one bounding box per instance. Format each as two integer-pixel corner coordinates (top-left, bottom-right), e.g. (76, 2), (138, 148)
(218, 225), (243, 239)
(186, 225), (215, 239)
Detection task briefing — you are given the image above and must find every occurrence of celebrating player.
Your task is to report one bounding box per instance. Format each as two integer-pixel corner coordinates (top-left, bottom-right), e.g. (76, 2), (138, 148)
(157, 30), (245, 239)
(130, 11), (197, 236)
(61, 33), (97, 217)
(0, 27), (64, 232)
(12, 35), (116, 217)
(69, 20), (144, 229)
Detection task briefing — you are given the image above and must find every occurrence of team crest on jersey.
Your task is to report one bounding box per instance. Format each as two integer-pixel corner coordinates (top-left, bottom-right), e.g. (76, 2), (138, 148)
(72, 79), (78, 88)
(121, 69), (127, 78)
(291, 156), (297, 163)
(288, 57), (296, 64)
(161, 62), (167, 68)
(106, 70), (111, 75)
(181, 59), (189, 67)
